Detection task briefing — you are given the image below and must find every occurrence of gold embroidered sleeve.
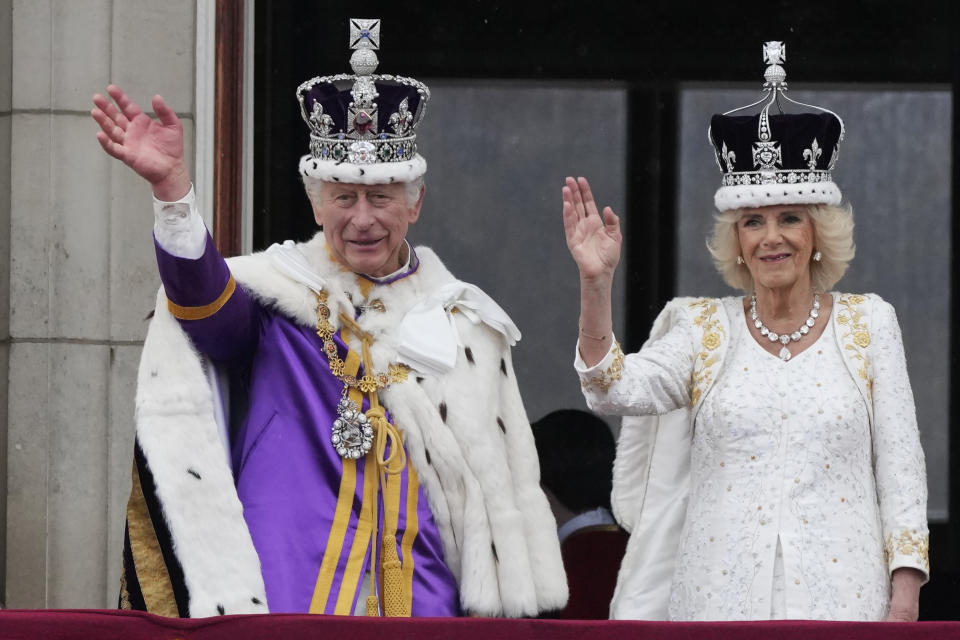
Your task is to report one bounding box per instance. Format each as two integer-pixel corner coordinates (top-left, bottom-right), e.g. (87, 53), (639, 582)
(581, 341), (625, 394)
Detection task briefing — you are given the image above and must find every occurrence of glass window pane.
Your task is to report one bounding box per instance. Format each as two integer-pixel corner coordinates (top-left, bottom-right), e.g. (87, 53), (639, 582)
(411, 81), (629, 423)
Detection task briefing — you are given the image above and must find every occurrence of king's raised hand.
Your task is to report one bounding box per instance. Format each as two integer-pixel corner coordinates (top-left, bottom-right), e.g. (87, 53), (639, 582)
(561, 176), (622, 286)
(91, 85), (190, 201)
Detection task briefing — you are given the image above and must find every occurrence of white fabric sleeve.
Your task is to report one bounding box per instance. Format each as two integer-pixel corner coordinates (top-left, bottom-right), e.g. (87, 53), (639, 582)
(573, 324), (694, 417)
(868, 296), (930, 580)
(153, 184), (208, 259)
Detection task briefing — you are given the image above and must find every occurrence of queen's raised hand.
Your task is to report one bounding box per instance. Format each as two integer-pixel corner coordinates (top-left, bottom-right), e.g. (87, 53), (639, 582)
(562, 176), (622, 287)
(91, 85), (190, 202)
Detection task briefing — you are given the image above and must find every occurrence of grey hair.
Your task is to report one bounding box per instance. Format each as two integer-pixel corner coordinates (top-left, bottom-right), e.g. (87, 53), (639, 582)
(302, 175), (425, 208)
(706, 203), (856, 293)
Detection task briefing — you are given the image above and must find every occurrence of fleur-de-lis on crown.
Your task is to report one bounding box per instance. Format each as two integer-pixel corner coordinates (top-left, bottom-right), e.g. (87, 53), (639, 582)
(388, 97), (413, 136)
(803, 138), (822, 171)
(309, 102), (335, 136)
(721, 141), (737, 173)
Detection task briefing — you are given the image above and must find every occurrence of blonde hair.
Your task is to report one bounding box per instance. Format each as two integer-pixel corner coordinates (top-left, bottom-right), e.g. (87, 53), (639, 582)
(706, 204), (855, 293)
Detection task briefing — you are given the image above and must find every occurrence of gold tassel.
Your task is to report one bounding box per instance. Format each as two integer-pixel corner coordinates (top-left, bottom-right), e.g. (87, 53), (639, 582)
(381, 534), (409, 617)
(334, 320), (412, 617)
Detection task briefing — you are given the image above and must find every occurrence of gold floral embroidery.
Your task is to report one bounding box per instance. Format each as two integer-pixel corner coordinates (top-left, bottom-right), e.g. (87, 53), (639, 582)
(884, 530), (930, 570)
(835, 294), (872, 391)
(702, 332), (721, 351)
(689, 299), (725, 408)
(582, 341), (625, 394)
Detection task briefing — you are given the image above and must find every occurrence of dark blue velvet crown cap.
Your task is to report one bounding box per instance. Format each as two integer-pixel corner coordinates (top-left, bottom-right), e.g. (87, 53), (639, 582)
(710, 112), (842, 173)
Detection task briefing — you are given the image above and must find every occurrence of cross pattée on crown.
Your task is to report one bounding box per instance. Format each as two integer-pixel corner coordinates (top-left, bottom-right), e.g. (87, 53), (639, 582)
(763, 41), (785, 66)
(350, 18), (380, 50)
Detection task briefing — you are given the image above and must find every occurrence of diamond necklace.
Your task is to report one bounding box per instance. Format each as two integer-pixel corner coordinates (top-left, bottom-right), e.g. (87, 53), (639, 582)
(750, 293), (820, 361)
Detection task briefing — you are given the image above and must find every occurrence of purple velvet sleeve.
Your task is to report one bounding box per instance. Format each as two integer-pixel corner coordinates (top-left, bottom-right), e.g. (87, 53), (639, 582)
(155, 232), (260, 362)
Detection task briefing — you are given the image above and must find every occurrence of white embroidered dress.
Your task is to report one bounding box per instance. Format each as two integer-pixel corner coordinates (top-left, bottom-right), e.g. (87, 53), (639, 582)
(576, 294), (928, 621)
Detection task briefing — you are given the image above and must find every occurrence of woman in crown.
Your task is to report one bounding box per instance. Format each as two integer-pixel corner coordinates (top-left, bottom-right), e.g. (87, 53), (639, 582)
(562, 42), (928, 622)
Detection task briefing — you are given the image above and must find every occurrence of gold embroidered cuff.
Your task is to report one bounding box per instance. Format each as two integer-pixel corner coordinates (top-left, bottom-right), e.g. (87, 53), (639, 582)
(167, 274), (237, 321)
(581, 340), (624, 394)
(884, 529), (930, 573)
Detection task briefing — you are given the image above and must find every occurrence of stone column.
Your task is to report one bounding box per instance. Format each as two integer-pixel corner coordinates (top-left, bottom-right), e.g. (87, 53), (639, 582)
(0, 0), (12, 608)
(4, 0), (197, 608)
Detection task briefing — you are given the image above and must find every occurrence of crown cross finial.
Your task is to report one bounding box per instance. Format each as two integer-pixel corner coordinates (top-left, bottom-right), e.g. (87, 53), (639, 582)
(763, 41), (785, 66)
(349, 19), (380, 77)
(763, 41), (787, 88)
(350, 19), (380, 50)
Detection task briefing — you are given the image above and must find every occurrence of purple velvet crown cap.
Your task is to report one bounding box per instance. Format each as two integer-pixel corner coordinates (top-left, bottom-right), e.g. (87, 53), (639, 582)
(302, 81), (426, 140)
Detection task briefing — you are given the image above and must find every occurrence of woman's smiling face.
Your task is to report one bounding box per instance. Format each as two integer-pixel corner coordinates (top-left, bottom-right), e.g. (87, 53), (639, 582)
(737, 205), (815, 292)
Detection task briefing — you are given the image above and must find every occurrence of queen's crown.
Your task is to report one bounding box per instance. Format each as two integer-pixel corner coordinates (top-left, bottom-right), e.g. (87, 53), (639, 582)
(708, 42), (846, 210)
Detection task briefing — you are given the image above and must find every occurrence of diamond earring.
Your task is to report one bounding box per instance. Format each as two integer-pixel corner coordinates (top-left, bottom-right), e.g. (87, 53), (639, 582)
(812, 250), (822, 262)
(736, 256), (745, 265)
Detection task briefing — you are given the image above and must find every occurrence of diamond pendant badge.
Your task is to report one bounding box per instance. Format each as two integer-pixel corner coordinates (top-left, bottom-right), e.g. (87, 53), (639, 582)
(331, 396), (374, 459)
(779, 346), (792, 361)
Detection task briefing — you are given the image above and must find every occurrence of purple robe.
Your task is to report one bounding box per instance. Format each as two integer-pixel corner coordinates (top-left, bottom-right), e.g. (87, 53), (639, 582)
(156, 234), (459, 616)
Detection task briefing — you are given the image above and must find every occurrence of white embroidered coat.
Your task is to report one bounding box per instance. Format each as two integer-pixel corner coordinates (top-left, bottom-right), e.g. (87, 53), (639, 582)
(576, 294), (929, 621)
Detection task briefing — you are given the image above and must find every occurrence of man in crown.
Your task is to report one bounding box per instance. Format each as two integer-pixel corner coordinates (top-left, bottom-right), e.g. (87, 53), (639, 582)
(91, 18), (566, 619)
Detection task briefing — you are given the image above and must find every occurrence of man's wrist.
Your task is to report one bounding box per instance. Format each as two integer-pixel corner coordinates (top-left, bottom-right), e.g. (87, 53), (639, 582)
(152, 164), (192, 202)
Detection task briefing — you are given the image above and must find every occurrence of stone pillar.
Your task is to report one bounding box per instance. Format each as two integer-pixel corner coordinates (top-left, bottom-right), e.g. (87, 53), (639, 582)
(4, 0), (197, 608)
(0, 0), (12, 608)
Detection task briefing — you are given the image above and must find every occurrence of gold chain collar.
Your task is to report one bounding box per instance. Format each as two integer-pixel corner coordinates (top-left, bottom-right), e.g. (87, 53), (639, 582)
(315, 291), (410, 391)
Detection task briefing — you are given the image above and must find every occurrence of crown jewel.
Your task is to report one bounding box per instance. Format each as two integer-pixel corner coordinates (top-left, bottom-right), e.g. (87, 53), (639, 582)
(708, 41), (846, 211)
(297, 19), (430, 182)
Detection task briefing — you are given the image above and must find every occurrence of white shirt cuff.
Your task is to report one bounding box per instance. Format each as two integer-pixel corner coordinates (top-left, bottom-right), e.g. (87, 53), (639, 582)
(153, 184), (208, 259)
(574, 332), (620, 374)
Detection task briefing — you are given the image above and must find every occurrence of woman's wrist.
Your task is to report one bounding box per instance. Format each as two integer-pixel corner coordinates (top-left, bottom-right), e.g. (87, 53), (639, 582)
(891, 567), (925, 592)
(578, 326), (611, 342)
(579, 272), (614, 291)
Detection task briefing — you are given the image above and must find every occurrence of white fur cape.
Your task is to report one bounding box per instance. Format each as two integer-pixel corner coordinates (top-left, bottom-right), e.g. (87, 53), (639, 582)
(133, 234), (567, 617)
